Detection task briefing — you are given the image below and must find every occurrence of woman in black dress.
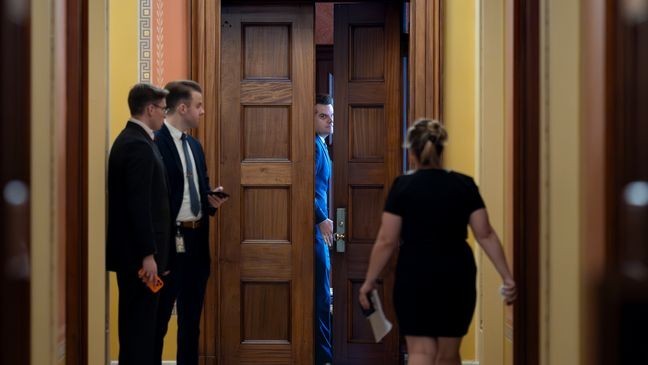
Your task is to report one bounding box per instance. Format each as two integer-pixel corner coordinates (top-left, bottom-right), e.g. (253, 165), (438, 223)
(359, 119), (516, 365)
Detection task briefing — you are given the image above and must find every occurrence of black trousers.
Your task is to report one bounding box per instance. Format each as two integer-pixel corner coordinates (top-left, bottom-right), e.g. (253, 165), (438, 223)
(154, 226), (211, 365)
(116, 270), (160, 365)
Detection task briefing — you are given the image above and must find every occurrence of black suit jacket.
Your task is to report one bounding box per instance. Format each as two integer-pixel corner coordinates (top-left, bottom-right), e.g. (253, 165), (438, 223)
(154, 123), (216, 230)
(106, 121), (172, 273)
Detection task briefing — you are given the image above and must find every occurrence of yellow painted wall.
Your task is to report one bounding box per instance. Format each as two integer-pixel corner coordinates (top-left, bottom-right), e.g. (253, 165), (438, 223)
(108, 1), (138, 360)
(108, 0), (178, 361)
(109, 0), (138, 140)
(539, 0), (582, 364)
(443, 0), (477, 360)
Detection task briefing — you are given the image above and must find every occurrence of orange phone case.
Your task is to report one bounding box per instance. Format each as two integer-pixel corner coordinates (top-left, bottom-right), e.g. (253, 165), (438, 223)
(138, 268), (164, 293)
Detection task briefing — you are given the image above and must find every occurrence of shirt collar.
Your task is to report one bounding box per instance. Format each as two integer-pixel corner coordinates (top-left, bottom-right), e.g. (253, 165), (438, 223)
(129, 118), (155, 140)
(164, 120), (185, 141)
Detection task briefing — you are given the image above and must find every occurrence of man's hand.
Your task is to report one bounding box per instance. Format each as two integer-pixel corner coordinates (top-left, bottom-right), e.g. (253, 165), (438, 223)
(318, 219), (334, 248)
(141, 254), (158, 283)
(207, 186), (229, 209)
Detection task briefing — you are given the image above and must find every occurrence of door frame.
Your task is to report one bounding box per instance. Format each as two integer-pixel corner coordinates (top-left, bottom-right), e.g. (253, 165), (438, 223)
(409, 0), (443, 121)
(190, 1), (222, 361)
(511, 0), (540, 364)
(65, 0), (90, 363)
(191, 0), (441, 362)
(581, 0), (608, 363)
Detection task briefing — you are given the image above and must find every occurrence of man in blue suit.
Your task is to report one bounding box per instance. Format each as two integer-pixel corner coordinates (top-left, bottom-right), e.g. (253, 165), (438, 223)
(153, 80), (228, 364)
(314, 94), (334, 365)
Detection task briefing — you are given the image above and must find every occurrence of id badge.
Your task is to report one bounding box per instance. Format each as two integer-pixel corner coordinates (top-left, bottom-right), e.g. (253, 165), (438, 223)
(175, 231), (186, 253)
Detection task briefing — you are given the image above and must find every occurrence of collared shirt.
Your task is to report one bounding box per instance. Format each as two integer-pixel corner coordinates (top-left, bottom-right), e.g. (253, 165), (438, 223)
(129, 118), (155, 140)
(165, 120), (203, 221)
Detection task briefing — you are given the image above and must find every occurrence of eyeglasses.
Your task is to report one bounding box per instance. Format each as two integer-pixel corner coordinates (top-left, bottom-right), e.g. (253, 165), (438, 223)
(152, 104), (168, 115)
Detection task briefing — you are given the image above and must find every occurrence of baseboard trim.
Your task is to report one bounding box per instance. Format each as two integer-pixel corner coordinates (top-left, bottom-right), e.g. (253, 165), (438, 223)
(111, 359), (476, 365)
(403, 354), (478, 365)
(110, 360), (176, 365)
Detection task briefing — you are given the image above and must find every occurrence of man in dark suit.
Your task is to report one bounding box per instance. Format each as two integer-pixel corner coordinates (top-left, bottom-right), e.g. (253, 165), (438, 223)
(106, 83), (171, 364)
(153, 80), (228, 365)
(314, 94), (334, 365)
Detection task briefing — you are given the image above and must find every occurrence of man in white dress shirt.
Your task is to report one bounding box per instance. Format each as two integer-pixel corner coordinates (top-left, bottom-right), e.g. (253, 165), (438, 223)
(153, 80), (227, 365)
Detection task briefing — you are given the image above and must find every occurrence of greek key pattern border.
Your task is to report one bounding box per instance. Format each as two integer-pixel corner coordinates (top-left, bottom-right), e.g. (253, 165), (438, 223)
(138, 0), (152, 83)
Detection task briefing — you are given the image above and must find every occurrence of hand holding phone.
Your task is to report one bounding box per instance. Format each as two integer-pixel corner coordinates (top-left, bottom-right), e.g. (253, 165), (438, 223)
(208, 190), (230, 199)
(138, 268), (164, 293)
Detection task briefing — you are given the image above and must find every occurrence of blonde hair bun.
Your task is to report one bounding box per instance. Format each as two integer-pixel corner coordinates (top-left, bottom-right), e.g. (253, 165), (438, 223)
(406, 118), (448, 167)
(426, 120), (448, 145)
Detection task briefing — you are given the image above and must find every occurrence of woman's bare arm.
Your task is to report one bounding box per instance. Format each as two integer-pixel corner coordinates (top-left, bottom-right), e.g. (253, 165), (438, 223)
(469, 208), (517, 304)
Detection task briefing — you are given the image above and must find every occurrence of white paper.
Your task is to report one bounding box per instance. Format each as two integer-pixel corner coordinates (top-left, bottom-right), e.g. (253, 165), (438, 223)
(366, 289), (393, 342)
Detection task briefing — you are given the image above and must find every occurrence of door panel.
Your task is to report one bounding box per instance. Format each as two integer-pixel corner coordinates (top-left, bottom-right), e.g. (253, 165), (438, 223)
(220, 5), (314, 364)
(332, 3), (402, 364)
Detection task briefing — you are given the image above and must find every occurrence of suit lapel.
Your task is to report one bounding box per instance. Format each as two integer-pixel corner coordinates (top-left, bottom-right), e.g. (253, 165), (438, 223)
(159, 124), (184, 175)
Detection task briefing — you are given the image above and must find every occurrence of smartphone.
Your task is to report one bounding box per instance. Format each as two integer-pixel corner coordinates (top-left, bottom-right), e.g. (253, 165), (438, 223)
(208, 190), (230, 199)
(138, 268), (164, 293)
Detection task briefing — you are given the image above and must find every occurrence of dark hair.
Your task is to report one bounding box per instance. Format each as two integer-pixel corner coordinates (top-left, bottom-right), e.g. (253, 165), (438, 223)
(406, 119), (448, 167)
(315, 94), (333, 106)
(127, 83), (169, 116)
(164, 80), (203, 113)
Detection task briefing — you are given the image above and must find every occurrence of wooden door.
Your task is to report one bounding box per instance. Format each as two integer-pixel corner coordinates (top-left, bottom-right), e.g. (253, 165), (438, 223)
(331, 3), (402, 364)
(220, 4), (314, 364)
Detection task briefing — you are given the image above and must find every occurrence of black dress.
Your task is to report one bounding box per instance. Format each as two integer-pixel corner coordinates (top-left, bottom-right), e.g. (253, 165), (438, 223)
(384, 169), (485, 337)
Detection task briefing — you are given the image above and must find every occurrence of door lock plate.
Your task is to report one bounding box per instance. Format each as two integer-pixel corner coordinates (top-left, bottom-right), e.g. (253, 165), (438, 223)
(335, 208), (346, 253)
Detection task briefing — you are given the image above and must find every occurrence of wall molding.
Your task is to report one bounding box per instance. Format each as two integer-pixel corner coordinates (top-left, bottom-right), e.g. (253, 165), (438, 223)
(138, 0), (152, 82)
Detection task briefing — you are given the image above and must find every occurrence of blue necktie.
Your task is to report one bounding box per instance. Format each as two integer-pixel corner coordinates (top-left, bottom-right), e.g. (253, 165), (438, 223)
(181, 134), (201, 216)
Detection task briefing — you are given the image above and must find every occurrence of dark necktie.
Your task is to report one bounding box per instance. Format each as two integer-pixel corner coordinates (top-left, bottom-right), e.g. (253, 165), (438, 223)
(181, 133), (201, 216)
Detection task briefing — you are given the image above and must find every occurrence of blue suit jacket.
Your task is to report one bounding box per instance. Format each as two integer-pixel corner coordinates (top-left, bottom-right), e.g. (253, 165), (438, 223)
(314, 136), (331, 225)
